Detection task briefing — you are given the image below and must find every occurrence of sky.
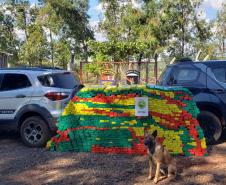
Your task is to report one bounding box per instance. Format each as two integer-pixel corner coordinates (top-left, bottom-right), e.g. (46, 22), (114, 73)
(201, 0), (225, 19)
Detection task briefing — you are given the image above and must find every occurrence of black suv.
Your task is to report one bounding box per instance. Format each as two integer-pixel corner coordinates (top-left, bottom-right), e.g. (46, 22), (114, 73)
(158, 60), (226, 144)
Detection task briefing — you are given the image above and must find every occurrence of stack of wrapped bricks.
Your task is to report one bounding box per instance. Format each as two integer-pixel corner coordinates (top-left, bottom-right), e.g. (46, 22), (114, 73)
(48, 85), (207, 156)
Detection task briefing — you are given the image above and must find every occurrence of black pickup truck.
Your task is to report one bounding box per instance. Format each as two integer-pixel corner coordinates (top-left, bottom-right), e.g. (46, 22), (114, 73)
(158, 60), (226, 144)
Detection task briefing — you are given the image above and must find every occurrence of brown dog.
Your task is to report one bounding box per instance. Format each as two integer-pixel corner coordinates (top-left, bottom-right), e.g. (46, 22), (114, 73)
(144, 127), (177, 184)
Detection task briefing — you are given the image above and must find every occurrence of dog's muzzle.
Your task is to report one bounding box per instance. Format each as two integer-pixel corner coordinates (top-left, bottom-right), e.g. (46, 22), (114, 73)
(144, 139), (150, 146)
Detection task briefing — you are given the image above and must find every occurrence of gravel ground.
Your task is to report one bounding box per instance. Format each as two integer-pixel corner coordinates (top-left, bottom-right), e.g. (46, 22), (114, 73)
(1, 131), (226, 185)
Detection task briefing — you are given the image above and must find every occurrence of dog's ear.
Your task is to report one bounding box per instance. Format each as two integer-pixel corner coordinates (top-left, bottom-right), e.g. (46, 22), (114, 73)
(152, 130), (158, 138)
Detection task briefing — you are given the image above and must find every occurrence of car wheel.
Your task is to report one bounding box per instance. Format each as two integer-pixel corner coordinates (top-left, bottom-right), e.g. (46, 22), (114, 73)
(20, 116), (51, 147)
(197, 111), (222, 144)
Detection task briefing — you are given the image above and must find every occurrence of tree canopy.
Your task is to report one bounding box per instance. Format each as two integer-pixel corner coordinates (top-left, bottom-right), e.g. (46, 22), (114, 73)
(0, 0), (225, 69)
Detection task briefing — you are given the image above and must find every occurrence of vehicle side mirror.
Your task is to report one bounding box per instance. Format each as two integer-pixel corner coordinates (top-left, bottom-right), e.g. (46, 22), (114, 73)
(78, 84), (85, 90)
(167, 77), (174, 85)
(173, 79), (177, 85)
(167, 76), (177, 86)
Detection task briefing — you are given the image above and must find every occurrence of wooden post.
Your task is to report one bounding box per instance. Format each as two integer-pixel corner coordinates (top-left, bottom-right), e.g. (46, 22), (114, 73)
(116, 63), (120, 86)
(146, 59), (149, 84)
(154, 54), (158, 83)
(80, 61), (83, 84)
(138, 53), (143, 84)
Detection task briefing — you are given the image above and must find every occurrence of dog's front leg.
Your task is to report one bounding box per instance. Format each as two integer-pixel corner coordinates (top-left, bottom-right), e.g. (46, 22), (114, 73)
(148, 157), (153, 180)
(154, 162), (160, 184)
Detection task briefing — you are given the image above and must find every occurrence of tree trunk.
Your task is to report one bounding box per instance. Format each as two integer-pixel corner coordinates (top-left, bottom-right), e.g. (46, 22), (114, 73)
(49, 29), (54, 67)
(63, 60), (66, 69)
(146, 58), (150, 84)
(115, 64), (120, 86)
(39, 59), (42, 67)
(95, 74), (100, 84)
(181, 5), (185, 57)
(80, 61), (83, 83)
(154, 54), (158, 83)
(222, 38), (225, 59)
(23, 9), (29, 41)
(182, 28), (185, 57)
(22, 8), (30, 66)
(83, 42), (88, 62)
(71, 48), (75, 64)
(138, 53), (143, 84)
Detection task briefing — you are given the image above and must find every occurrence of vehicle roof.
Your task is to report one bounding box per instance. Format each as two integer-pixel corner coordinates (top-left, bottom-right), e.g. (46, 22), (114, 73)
(0, 67), (70, 75)
(168, 60), (226, 67)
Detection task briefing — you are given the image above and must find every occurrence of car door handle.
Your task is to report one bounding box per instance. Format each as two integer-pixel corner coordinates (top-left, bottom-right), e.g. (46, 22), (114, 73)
(16, 94), (26, 98)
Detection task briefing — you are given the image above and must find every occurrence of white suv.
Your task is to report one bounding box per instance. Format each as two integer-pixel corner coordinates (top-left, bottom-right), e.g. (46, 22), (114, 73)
(0, 67), (83, 147)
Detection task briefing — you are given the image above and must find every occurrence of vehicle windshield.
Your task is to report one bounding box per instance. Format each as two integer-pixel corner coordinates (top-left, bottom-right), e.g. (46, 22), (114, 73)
(38, 72), (79, 89)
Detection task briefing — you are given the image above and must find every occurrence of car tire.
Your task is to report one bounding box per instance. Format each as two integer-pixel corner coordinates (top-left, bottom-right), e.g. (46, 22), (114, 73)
(197, 111), (222, 144)
(20, 116), (51, 147)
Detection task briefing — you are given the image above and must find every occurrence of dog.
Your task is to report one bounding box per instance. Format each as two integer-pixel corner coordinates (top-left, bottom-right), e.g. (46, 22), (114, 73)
(144, 127), (177, 184)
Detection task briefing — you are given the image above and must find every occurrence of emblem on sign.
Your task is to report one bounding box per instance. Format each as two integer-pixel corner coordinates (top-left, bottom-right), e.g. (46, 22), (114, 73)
(135, 97), (149, 116)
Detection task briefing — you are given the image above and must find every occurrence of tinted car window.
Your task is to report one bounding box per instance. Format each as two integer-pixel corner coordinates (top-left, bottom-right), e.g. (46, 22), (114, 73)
(158, 66), (172, 85)
(173, 68), (199, 84)
(211, 67), (226, 83)
(0, 74), (31, 91)
(38, 72), (79, 89)
(0, 74), (3, 88)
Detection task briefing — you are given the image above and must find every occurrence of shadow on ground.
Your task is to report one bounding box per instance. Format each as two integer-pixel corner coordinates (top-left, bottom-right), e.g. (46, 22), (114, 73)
(0, 131), (226, 185)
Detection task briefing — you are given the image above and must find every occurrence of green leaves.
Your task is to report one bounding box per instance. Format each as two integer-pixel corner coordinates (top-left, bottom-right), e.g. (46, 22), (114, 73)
(88, 40), (153, 62)
(91, 1), (161, 62)
(19, 23), (48, 66)
(0, 5), (20, 63)
(0, 0), (222, 68)
(1, 0), (93, 67)
(215, 2), (226, 59)
(45, 0), (94, 63)
(54, 39), (70, 68)
(159, 0), (211, 58)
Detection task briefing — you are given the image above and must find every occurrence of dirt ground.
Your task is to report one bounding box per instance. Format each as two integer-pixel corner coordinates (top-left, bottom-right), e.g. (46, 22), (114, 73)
(0, 132), (226, 185)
